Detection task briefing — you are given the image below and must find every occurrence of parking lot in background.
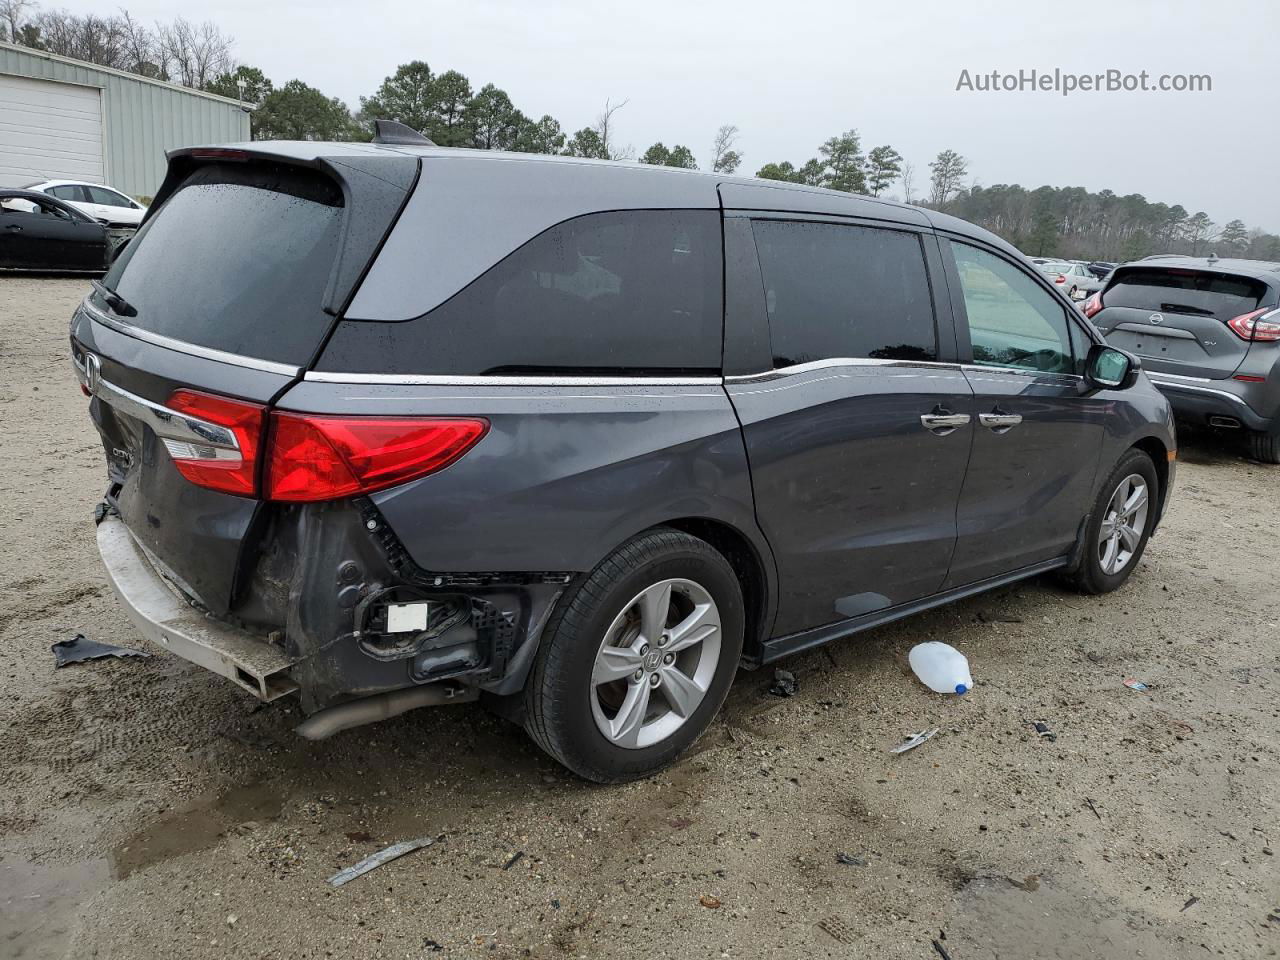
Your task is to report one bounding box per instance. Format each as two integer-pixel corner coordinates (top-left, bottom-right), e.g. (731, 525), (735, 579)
(1, 277), (1277, 959)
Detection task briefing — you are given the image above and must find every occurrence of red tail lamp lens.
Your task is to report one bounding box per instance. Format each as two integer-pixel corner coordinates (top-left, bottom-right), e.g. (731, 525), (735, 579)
(1226, 308), (1280, 342)
(166, 389), (265, 496)
(1082, 292), (1104, 318)
(266, 414), (488, 502)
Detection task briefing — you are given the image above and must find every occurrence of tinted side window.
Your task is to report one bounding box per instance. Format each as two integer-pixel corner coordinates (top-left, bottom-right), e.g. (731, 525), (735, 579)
(87, 186), (131, 207)
(951, 242), (1073, 374)
(49, 185), (84, 202)
(751, 220), (937, 366)
(319, 210), (723, 375)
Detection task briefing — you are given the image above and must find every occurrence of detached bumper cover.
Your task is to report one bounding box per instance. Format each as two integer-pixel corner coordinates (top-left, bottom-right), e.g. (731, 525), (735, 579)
(96, 515), (298, 701)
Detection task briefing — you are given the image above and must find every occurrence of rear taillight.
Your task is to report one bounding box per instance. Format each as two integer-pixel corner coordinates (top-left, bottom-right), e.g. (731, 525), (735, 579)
(164, 392), (487, 501)
(1226, 307), (1280, 342)
(266, 414), (488, 502)
(167, 390), (265, 496)
(1082, 292), (1103, 318)
(1055, 274), (1066, 284)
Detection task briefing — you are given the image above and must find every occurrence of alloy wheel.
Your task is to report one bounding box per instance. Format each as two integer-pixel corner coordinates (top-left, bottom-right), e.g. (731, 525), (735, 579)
(1098, 473), (1150, 575)
(589, 578), (721, 749)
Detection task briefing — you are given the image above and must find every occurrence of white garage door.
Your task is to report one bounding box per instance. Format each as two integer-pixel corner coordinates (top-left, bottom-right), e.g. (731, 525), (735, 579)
(0, 73), (104, 187)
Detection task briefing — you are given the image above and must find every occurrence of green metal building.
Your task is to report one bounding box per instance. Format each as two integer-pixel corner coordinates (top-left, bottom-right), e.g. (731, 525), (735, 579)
(0, 40), (251, 200)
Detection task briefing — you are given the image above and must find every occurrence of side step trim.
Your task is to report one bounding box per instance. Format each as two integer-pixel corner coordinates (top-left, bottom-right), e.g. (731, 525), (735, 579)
(96, 516), (299, 701)
(758, 556), (1070, 664)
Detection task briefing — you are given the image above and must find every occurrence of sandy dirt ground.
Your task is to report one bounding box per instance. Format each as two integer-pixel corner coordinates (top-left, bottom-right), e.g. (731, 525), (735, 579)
(1, 276), (1277, 960)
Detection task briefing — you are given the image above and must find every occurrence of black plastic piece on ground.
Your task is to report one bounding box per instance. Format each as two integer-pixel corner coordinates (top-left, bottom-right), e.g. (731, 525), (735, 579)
(52, 633), (149, 667)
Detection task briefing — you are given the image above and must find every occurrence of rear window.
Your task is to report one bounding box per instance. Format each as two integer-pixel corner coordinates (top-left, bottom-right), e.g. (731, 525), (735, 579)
(318, 210), (723, 375)
(99, 162), (343, 366)
(1104, 268), (1269, 322)
(751, 219), (937, 366)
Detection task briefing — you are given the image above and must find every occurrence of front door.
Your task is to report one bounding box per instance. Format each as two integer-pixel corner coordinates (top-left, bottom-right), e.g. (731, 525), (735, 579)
(942, 239), (1108, 587)
(726, 216), (973, 636)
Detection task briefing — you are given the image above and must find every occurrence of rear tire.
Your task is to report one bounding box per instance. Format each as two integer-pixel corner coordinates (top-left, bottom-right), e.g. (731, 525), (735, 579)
(523, 528), (744, 783)
(1247, 429), (1280, 464)
(1068, 449), (1159, 594)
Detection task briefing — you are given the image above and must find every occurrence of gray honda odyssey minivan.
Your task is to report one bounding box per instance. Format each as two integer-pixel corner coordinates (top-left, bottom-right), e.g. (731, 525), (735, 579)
(73, 128), (1176, 781)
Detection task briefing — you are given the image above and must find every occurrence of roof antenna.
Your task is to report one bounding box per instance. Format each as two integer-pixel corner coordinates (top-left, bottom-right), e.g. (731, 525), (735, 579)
(371, 119), (435, 146)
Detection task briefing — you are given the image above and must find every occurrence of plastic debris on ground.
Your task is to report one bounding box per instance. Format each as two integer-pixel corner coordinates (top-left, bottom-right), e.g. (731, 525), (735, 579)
(835, 852), (867, 867)
(1123, 677), (1151, 691)
(768, 668), (798, 697)
(908, 641), (973, 694)
(326, 836), (437, 886)
(889, 728), (939, 754)
(1032, 721), (1056, 742)
(51, 633), (149, 668)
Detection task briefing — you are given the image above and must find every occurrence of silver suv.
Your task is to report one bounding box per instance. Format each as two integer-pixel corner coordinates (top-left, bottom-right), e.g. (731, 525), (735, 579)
(1086, 256), (1280, 462)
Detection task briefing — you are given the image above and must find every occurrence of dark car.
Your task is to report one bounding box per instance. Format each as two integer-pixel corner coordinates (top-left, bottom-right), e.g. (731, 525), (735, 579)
(1087, 261), (1116, 280)
(73, 132), (1176, 782)
(1085, 255), (1280, 462)
(1, 189), (111, 272)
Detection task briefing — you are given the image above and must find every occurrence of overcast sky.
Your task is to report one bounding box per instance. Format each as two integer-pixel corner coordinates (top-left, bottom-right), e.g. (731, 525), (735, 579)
(58, 0), (1280, 231)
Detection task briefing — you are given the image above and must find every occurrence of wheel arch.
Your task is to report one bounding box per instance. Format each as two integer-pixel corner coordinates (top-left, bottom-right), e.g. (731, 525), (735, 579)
(659, 516), (776, 663)
(1130, 435), (1171, 525)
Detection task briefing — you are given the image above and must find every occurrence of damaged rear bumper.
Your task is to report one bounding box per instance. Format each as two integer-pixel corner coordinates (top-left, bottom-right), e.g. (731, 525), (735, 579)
(96, 514), (299, 701)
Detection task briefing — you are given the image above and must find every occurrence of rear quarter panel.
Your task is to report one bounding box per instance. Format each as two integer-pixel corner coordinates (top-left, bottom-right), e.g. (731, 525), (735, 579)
(276, 378), (772, 576)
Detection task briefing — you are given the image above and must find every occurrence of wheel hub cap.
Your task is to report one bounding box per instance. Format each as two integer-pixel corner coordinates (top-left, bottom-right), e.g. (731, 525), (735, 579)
(589, 578), (722, 750)
(1098, 473), (1150, 576)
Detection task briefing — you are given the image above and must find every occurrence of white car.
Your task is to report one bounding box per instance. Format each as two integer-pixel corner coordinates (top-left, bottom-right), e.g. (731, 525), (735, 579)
(22, 180), (147, 227)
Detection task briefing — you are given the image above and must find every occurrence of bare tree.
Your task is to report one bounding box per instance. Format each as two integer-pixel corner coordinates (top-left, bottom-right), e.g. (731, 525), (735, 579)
(900, 160), (915, 203)
(0, 0), (34, 42)
(157, 18), (233, 89)
(711, 124), (742, 174)
(116, 8), (159, 77)
(594, 97), (632, 161)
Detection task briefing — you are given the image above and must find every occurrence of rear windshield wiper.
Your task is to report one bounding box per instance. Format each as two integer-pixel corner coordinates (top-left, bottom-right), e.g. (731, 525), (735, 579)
(91, 279), (138, 318)
(1158, 302), (1217, 318)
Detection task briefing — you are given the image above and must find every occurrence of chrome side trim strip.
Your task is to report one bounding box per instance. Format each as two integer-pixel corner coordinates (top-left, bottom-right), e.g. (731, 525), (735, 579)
(92, 375), (241, 451)
(303, 371), (725, 387)
(1146, 374), (1249, 406)
(82, 299), (301, 377)
(1146, 370), (1211, 384)
(725, 357), (962, 385)
(961, 363), (1084, 382)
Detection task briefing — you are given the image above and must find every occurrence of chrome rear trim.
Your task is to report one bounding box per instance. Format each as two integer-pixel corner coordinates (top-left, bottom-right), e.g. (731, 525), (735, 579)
(93, 375), (241, 451)
(82, 299), (301, 377)
(1146, 374), (1249, 406)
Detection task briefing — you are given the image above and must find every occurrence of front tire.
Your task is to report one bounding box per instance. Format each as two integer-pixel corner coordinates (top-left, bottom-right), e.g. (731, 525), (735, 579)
(1068, 449), (1159, 594)
(524, 528), (744, 782)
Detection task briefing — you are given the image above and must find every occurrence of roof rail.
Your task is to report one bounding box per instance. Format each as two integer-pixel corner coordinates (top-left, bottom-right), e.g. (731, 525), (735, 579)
(371, 120), (436, 146)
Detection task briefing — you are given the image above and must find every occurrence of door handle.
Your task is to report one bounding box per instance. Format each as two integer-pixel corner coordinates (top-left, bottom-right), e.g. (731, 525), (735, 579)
(920, 412), (971, 435)
(979, 412), (1023, 433)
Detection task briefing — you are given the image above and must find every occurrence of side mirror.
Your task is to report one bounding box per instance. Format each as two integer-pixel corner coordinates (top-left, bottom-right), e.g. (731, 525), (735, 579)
(1085, 343), (1140, 390)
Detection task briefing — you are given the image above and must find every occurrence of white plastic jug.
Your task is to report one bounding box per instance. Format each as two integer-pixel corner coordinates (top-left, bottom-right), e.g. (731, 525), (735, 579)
(908, 642), (973, 695)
